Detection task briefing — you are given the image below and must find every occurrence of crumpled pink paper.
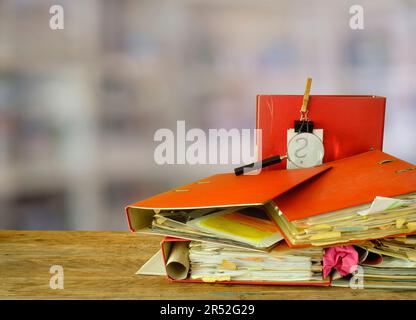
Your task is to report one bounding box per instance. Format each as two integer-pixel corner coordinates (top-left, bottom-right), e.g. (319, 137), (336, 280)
(323, 245), (358, 278)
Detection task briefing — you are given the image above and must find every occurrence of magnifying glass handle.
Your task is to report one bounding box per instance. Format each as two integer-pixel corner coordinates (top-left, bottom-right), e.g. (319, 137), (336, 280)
(234, 155), (287, 176)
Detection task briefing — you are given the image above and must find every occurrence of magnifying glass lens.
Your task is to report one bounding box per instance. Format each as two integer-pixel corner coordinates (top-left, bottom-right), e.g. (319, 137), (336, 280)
(287, 132), (324, 168)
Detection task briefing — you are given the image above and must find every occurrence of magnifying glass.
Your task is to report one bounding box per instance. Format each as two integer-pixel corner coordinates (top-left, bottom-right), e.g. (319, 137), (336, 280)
(234, 131), (324, 176)
(287, 131), (324, 168)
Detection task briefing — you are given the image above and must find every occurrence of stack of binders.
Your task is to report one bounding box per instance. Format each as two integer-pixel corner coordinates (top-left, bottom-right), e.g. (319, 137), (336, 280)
(125, 95), (416, 289)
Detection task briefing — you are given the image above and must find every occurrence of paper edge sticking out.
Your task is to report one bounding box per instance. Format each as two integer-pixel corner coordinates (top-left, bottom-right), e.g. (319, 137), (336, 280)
(357, 196), (405, 216)
(136, 249), (167, 276)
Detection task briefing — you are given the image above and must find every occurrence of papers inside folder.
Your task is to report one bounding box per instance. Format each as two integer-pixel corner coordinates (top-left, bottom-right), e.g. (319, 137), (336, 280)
(150, 205), (283, 250)
(271, 193), (416, 247)
(188, 241), (324, 283)
(125, 165), (329, 250)
(270, 151), (416, 247)
(160, 238), (328, 285)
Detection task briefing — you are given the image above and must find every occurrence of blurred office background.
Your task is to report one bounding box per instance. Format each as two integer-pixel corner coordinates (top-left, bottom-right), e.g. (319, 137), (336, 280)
(0, 0), (415, 230)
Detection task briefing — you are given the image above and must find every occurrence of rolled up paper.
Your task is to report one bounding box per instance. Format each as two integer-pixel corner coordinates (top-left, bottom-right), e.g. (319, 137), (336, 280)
(165, 242), (190, 280)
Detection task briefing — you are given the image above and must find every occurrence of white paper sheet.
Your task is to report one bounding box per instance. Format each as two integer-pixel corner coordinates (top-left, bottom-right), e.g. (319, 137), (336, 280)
(357, 196), (406, 216)
(136, 249), (166, 276)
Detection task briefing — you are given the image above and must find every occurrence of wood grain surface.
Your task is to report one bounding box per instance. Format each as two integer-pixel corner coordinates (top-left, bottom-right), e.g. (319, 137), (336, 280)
(1, 230), (415, 300)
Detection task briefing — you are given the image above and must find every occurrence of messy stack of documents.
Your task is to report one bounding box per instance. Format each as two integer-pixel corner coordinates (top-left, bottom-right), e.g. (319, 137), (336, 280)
(128, 150), (416, 288)
(125, 90), (415, 289)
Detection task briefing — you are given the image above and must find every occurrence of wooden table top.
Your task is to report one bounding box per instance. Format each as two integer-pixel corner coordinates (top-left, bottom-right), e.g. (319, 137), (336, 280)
(1, 230), (416, 300)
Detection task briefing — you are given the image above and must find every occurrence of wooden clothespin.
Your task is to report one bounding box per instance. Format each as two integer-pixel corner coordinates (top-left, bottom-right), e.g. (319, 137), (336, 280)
(300, 77), (312, 120)
(295, 77), (313, 133)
